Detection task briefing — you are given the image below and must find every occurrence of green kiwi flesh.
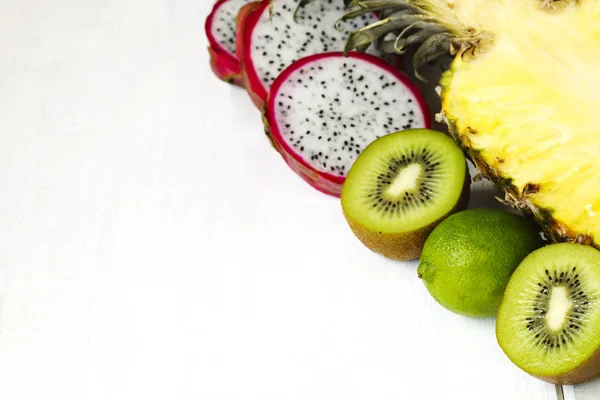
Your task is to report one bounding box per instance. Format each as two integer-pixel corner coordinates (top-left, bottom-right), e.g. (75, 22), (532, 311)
(341, 129), (470, 261)
(497, 243), (600, 384)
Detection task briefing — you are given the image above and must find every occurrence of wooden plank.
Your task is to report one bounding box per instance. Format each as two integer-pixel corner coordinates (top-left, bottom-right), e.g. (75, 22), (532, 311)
(564, 385), (575, 400)
(0, 0), (559, 399)
(564, 379), (600, 400)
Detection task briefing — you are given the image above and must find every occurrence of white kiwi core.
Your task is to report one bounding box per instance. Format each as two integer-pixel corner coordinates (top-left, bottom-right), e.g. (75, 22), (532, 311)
(546, 286), (572, 332)
(386, 163), (422, 198)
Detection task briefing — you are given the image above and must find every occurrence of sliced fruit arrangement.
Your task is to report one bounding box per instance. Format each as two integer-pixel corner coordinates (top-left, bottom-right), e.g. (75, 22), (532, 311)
(263, 52), (430, 196)
(497, 243), (600, 385)
(341, 0), (600, 248)
(341, 129), (469, 260)
(205, 0), (258, 85)
(204, 0), (600, 386)
(238, 0), (381, 108)
(418, 209), (544, 317)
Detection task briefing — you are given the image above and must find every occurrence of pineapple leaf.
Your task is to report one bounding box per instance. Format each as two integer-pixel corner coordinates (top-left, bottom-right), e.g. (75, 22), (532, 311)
(346, 0), (415, 9)
(378, 38), (401, 53)
(394, 21), (446, 53)
(413, 32), (452, 81)
(337, 2), (416, 31)
(344, 14), (423, 52)
(338, 6), (386, 21)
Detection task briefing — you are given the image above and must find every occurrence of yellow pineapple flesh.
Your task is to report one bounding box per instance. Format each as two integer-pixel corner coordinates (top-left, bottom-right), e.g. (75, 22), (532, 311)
(439, 0), (600, 244)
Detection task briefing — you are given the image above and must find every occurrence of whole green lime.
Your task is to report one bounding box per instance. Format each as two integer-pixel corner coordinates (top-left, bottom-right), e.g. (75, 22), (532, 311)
(417, 208), (545, 317)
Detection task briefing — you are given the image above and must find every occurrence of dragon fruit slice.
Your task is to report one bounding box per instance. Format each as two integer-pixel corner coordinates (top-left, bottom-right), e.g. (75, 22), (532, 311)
(238, 0), (380, 108)
(205, 0), (259, 85)
(263, 52), (431, 197)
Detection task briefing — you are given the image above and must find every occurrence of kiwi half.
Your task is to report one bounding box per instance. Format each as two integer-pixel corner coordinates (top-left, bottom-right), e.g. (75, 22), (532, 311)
(341, 129), (470, 261)
(497, 243), (600, 384)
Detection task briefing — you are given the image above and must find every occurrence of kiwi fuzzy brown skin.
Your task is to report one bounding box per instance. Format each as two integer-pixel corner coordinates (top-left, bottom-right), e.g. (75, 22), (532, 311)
(344, 168), (471, 261)
(530, 346), (600, 385)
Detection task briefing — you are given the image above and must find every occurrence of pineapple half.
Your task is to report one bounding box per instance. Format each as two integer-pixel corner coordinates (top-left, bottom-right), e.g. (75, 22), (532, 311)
(340, 0), (600, 246)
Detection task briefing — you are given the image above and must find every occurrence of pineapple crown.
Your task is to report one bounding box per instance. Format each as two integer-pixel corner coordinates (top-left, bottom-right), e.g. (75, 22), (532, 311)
(339, 0), (482, 80)
(338, 0), (580, 78)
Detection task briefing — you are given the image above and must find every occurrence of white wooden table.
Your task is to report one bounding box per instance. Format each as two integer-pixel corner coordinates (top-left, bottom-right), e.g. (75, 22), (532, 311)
(0, 1), (597, 399)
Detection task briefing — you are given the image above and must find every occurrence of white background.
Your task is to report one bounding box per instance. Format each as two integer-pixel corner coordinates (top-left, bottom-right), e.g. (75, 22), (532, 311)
(0, 0), (598, 399)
